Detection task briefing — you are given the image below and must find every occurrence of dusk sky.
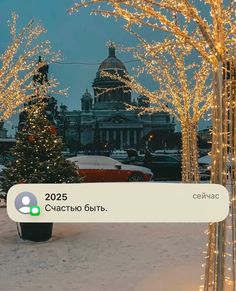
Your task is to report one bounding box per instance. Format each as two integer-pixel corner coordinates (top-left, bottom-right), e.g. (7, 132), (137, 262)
(0, 0), (137, 108)
(0, 0), (209, 134)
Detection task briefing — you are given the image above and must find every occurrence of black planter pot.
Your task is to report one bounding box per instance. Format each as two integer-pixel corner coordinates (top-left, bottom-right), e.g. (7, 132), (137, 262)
(19, 223), (53, 242)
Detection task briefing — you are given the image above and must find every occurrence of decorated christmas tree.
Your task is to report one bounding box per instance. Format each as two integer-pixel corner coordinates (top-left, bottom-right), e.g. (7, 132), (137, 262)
(1, 105), (80, 193)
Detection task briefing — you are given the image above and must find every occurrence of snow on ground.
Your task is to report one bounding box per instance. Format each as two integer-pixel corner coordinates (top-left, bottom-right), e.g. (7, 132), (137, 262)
(0, 208), (207, 291)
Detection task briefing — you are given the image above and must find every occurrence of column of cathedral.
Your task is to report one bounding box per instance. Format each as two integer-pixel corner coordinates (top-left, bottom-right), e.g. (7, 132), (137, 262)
(127, 130), (130, 146)
(106, 130), (109, 142)
(134, 130), (137, 145)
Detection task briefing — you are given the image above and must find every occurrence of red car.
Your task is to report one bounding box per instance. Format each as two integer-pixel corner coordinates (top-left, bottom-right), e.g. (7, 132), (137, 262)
(67, 155), (153, 182)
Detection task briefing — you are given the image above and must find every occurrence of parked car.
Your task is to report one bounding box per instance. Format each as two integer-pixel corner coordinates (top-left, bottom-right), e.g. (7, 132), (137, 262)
(125, 154), (182, 181)
(110, 150), (128, 162)
(67, 155), (153, 182)
(154, 150), (182, 160)
(198, 155), (211, 180)
(198, 154), (235, 181)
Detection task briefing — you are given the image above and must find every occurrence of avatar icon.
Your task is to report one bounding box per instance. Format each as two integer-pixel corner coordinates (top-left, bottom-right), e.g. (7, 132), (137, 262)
(15, 192), (38, 214)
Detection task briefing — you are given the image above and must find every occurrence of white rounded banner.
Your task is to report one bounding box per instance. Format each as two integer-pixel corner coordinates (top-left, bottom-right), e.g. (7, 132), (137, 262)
(7, 183), (229, 223)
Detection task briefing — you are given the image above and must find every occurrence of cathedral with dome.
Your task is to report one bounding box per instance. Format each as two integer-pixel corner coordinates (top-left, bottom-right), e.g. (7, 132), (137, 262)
(58, 44), (175, 151)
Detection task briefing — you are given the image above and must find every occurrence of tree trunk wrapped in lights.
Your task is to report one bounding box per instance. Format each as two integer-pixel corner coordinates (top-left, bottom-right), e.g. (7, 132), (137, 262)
(181, 118), (200, 183)
(70, 1), (236, 289)
(0, 13), (62, 121)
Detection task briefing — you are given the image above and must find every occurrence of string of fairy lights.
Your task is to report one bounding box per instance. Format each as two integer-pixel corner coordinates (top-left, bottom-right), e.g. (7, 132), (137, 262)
(52, 59), (139, 65)
(70, 1), (236, 290)
(1, 1), (236, 289)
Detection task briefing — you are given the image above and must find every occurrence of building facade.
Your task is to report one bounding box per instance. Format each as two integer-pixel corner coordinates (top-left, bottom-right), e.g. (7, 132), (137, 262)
(58, 45), (175, 151)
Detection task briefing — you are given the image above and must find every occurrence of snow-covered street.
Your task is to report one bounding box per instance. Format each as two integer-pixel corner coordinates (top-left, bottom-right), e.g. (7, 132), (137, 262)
(0, 207), (207, 291)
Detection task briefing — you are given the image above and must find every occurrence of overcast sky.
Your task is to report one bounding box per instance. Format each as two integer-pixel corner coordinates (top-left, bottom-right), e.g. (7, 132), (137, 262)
(0, 0), (210, 135)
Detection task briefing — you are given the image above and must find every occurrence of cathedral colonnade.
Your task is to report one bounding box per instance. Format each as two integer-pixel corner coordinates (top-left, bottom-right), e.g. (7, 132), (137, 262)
(99, 128), (144, 148)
